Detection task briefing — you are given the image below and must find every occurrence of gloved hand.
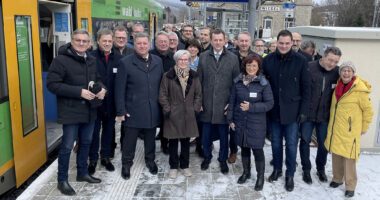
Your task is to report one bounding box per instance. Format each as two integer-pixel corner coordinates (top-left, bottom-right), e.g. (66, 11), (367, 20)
(297, 114), (307, 124)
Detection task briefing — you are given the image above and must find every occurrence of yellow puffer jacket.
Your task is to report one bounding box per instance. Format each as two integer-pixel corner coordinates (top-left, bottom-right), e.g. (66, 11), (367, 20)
(324, 76), (373, 160)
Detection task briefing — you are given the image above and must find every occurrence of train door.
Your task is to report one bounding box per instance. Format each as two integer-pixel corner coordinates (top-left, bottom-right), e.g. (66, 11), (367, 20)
(38, 0), (72, 151)
(2, 0), (46, 187)
(0, 0), (16, 194)
(149, 12), (158, 42)
(75, 0), (92, 32)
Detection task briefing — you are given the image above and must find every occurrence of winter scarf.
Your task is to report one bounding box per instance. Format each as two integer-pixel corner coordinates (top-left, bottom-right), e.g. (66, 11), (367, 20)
(335, 76), (356, 101)
(243, 74), (257, 86)
(175, 65), (190, 97)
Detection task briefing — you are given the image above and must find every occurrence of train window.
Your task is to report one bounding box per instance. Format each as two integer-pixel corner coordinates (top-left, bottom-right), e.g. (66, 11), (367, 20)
(14, 16), (38, 135)
(81, 18), (88, 31)
(0, 3), (8, 102)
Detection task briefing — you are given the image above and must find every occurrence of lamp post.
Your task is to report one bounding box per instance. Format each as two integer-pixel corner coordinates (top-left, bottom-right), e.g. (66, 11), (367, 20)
(248, 0), (258, 39)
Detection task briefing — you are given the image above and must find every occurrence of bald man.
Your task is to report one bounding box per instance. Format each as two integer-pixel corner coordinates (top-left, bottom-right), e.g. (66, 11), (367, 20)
(292, 32), (312, 62)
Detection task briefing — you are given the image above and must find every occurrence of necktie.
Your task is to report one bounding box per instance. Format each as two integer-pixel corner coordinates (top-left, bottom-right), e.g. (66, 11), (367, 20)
(215, 53), (220, 62)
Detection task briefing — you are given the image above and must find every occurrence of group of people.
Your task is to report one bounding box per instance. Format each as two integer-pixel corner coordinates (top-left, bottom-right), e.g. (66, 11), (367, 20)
(46, 22), (373, 198)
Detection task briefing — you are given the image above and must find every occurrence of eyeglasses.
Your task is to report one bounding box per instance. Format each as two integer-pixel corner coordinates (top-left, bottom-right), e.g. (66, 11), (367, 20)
(178, 59), (189, 62)
(73, 39), (89, 44)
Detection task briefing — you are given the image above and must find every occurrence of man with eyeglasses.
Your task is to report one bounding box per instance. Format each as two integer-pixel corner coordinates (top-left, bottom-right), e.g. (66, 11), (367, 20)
(178, 24), (194, 49)
(112, 26), (134, 153)
(253, 39), (267, 57)
(168, 32), (185, 53)
(113, 26), (134, 56)
(292, 32), (312, 62)
(47, 29), (106, 196)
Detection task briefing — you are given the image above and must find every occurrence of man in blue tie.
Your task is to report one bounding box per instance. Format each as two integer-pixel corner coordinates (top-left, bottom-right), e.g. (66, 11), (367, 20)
(197, 29), (240, 174)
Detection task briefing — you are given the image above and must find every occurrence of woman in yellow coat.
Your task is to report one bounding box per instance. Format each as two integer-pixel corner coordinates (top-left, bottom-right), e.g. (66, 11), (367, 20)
(324, 61), (373, 198)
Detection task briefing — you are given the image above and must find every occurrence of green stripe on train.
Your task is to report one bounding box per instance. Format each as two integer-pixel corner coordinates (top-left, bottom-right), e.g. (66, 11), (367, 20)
(92, 0), (163, 20)
(0, 102), (13, 166)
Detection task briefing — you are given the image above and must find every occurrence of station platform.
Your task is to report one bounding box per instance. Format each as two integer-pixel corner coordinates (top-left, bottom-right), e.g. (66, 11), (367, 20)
(18, 127), (380, 200)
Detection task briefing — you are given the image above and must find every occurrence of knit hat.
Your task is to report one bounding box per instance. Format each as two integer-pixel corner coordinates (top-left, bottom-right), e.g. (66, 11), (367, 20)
(339, 61), (356, 75)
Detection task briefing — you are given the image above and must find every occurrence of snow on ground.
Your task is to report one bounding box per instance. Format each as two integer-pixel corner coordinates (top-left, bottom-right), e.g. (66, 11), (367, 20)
(18, 140), (380, 200)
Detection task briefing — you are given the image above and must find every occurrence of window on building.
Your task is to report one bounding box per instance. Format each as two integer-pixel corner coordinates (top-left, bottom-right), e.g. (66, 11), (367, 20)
(285, 18), (295, 29)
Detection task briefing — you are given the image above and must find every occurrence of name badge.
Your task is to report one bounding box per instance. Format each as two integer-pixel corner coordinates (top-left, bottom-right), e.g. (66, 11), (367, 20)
(113, 68), (118, 73)
(331, 84), (336, 89)
(250, 92), (257, 98)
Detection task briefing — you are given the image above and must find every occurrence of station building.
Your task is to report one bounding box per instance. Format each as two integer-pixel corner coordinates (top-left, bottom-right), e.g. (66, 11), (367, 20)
(206, 0), (313, 39)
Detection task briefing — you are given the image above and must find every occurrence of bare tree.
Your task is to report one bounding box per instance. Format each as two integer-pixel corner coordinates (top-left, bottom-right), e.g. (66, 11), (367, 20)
(312, 0), (377, 27)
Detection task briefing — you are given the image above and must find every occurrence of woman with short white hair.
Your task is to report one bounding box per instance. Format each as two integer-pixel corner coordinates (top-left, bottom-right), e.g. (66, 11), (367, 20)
(159, 50), (202, 179)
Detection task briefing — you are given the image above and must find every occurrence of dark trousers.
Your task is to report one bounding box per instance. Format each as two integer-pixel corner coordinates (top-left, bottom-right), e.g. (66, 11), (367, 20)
(89, 114), (115, 161)
(271, 121), (299, 177)
(229, 129), (238, 154)
(241, 147), (265, 162)
(158, 125), (169, 150)
(300, 121), (328, 172)
(195, 120), (203, 149)
(122, 126), (156, 166)
(168, 138), (190, 169)
(202, 123), (229, 162)
(58, 122), (95, 182)
(120, 125), (125, 150)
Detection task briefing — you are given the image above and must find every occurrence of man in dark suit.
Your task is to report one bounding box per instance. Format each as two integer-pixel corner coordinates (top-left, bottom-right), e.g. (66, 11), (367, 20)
(88, 29), (123, 175)
(115, 32), (164, 180)
(197, 29), (240, 174)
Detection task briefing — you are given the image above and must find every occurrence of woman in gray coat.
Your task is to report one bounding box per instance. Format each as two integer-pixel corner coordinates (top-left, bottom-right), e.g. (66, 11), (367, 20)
(227, 54), (274, 191)
(159, 50), (202, 179)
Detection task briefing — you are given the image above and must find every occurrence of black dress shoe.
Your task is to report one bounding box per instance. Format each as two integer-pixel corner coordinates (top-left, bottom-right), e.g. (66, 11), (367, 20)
(121, 165), (131, 180)
(76, 174), (101, 183)
(302, 171), (312, 184)
(345, 190), (355, 198)
(101, 158), (115, 172)
(285, 176), (294, 192)
(147, 162), (158, 175)
(201, 160), (210, 170)
(317, 170), (328, 182)
(57, 181), (76, 196)
(329, 181), (343, 188)
(220, 161), (229, 174)
(88, 161), (97, 175)
(268, 170), (282, 182)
